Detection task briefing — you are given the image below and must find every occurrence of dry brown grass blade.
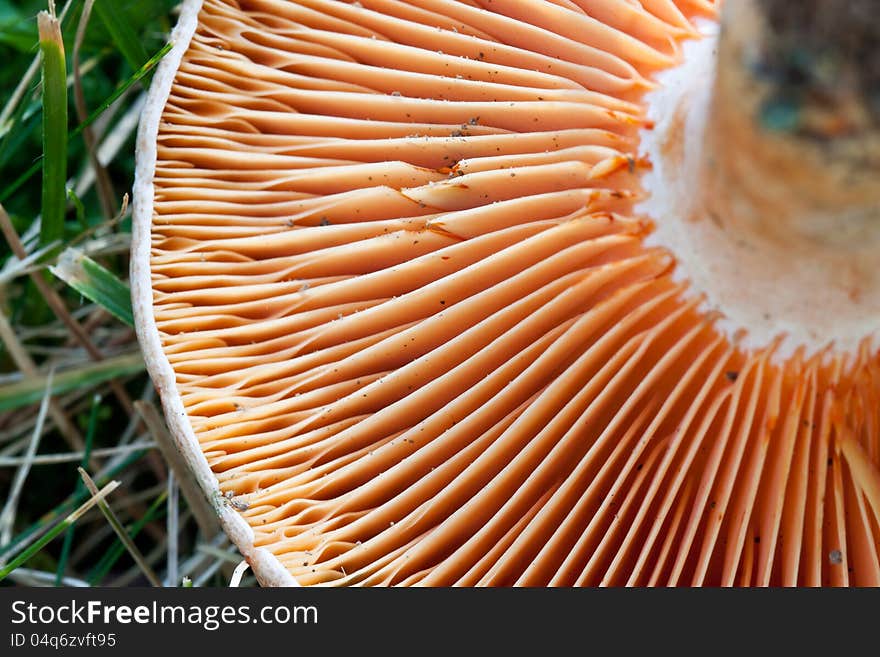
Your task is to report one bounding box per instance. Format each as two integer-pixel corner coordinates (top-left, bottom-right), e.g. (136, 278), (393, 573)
(0, 203), (135, 415)
(0, 292), (86, 455)
(134, 400), (219, 540)
(78, 466), (162, 586)
(72, 0), (116, 220)
(0, 202), (165, 479)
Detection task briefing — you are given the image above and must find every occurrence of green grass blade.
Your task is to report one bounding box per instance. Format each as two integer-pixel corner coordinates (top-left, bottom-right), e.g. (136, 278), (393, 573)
(75, 42), (172, 137)
(0, 448), (147, 561)
(0, 41), (172, 205)
(67, 188), (87, 232)
(93, 0), (149, 74)
(0, 480), (119, 582)
(37, 10), (67, 251)
(0, 351), (144, 413)
(50, 247), (134, 326)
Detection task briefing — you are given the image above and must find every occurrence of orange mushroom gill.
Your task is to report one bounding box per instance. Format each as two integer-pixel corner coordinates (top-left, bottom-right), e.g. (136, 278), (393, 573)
(132, 0), (880, 586)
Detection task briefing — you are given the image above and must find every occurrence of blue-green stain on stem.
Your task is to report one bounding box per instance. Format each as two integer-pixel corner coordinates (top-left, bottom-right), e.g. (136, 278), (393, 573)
(38, 11), (67, 251)
(759, 94), (802, 134)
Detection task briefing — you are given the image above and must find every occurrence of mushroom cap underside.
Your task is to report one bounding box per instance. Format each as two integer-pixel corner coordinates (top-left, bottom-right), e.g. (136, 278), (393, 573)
(132, 0), (880, 586)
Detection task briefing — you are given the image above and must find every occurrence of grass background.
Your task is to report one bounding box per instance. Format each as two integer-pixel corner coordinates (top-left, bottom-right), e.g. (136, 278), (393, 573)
(0, 0), (244, 587)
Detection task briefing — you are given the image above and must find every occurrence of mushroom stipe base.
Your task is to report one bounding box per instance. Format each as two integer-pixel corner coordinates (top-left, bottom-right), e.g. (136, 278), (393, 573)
(639, 21), (880, 359)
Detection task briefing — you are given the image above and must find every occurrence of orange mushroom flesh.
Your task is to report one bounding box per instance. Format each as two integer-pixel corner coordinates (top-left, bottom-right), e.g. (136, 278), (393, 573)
(133, 0), (880, 586)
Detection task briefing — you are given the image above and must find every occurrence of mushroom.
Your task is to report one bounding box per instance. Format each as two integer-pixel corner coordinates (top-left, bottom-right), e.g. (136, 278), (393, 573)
(132, 0), (880, 586)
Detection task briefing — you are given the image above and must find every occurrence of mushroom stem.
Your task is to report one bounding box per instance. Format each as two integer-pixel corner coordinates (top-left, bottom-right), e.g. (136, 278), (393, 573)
(638, 2), (880, 354)
(703, 0), (880, 249)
